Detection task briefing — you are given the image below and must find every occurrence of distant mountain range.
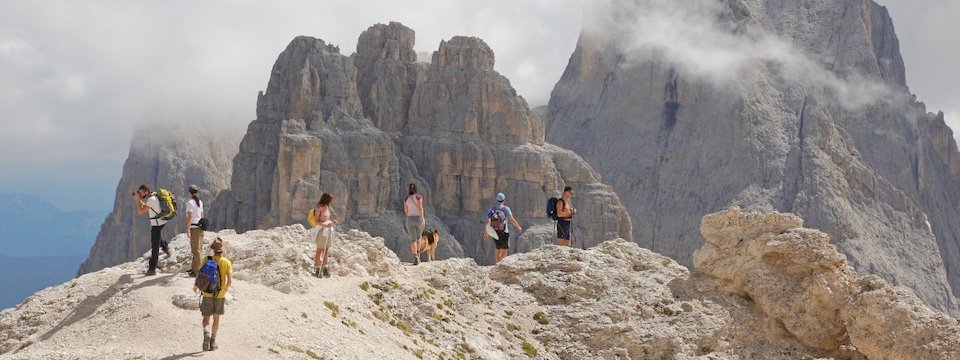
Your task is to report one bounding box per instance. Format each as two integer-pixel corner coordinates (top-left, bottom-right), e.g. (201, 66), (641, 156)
(0, 193), (103, 257)
(0, 253), (86, 310)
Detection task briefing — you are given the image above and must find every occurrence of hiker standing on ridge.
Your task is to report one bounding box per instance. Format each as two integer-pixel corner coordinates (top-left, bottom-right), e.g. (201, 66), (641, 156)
(186, 185), (204, 277)
(482, 192), (522, 263)
(193, 238), (232, 351)
(556, 186), (576, 247)
(403, 183), (426, 265)
(308, 193), (337, 278)
(132, 184), (171, 276)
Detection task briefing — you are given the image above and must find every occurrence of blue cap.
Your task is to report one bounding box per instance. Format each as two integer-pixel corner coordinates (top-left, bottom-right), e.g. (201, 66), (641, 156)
(496, 193), (506, 202)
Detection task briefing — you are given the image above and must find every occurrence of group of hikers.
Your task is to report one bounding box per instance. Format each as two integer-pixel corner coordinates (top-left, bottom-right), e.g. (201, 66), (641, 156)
(403, 183), (577, 264)
(132, 184), (230, 351)
(131, 182), (577, 352)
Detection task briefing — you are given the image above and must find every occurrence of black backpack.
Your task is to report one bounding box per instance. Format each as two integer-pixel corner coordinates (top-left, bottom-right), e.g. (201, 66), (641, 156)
(546, 197), (559, 220)
(197, 218), (210, 231)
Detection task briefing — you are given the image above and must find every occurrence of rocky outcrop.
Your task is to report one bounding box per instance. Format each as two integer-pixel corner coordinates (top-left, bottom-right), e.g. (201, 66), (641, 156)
(6, 210), (959, 359)
(77, 124), (239, 275)
(547, 0), (960, 314)
(695, 208), (960, 358)
(213, 22), (632, 264)
(843, 277), (960, 360)
(0, 224), (830, 359)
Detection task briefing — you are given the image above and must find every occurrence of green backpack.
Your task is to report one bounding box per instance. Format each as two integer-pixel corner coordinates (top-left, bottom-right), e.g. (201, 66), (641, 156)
(152, 189), (178, 221)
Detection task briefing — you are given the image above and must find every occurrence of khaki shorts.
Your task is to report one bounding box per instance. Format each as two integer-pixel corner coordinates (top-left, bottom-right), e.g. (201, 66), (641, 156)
(316, 231), (333, 249)
(201, 297), (225, 316)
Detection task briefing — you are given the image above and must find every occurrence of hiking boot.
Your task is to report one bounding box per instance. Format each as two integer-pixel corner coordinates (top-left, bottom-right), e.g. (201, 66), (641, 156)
(209, 337), (218, 351)
(187, 270), (196, 277)
(413, 255), (420, 265)
(322, 267), (330, 278)
(314, 268), (321, 278)
(145, 269), (156, 276)
(202, 331), (211, 351)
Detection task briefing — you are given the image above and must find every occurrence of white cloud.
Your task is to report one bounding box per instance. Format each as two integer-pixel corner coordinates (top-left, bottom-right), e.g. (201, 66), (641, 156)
(0, 0), (956, 208)
(586, 0), (893, 109)
(0, 0), (582, 166)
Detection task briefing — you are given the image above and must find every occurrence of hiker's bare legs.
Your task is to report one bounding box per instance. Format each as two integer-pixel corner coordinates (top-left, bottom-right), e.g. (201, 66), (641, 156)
(410, 241), (420, 258)
(320, 248), (329, 268)
(314, 249), (322, 269)
(558, 238), (571, 247)
(203, 315), (210, 330)
(495, 249), (507, 263)
(212, 314), (220, 338)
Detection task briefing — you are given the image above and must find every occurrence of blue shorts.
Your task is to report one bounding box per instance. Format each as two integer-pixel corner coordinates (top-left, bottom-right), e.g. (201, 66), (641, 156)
(556, 220), (571, 240)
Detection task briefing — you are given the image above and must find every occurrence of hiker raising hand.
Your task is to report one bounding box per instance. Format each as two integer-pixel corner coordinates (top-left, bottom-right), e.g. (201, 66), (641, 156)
(132, 184), (173, 276)
(484, 192), (522, 263)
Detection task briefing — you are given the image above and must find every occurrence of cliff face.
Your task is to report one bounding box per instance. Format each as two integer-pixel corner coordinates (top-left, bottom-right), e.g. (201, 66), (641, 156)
(212, 22), (632, 263)
(547, 0), (960, 314)
(77, 125), (239, 275)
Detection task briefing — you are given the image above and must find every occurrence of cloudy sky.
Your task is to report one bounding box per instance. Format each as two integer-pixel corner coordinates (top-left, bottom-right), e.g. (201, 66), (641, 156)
(0, 0), (956, 212)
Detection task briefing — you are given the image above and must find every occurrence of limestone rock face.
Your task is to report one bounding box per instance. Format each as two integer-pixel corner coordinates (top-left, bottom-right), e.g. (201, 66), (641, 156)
(77, 125), (239, 275)
(695, 208), (960, 357)
(694, 208), (860, 350)
(213, 22), (631, 264)
(547, 0), (960, 314)
(842, 277), (960, 360)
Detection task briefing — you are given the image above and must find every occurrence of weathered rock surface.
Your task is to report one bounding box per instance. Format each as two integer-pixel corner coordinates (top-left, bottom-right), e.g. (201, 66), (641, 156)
(695, 208), (960, 358)
(0, 224), (826, 359)
(77, 124), (239, 275)
(4, 210), (958, 359)
(547, 0), (960, 314)
(213, 22), (632, 264)
(843, 277), (960, 360)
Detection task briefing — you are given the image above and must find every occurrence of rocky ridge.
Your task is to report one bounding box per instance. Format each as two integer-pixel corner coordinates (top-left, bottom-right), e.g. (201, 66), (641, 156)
(546, 0), (960, 315)
(3, 210), (957, 359)
(78, 124), (240, 275)
(211, 22), (632, 264)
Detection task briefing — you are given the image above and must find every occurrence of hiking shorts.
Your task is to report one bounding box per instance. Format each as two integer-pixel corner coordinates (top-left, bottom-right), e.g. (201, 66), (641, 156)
(406, 216), (424, 243)
(557, 220), (572, 240)
(316, 230), (333, 249)
(201, 297), (225, 316)
(494, 231), (510, 250)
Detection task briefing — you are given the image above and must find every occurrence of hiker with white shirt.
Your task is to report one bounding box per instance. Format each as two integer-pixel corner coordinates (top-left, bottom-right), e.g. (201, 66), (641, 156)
(132, 184), (174, 276)
(186, 185), (205, 277)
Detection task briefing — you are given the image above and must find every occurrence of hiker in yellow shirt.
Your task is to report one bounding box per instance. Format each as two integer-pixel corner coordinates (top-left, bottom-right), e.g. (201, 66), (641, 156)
(193, 238), (232, 351)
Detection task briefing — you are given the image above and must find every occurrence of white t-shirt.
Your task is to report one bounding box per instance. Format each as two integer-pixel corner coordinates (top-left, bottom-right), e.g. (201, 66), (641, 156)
(146, 195), (168, 227)
(187, 198), (204, 226)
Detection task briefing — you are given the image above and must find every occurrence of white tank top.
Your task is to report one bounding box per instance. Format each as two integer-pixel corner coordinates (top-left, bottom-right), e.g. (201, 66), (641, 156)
(405, 194), (422, 216)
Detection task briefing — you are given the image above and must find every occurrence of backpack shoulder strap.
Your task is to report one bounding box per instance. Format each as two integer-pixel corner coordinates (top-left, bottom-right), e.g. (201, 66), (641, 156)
(215, 257), (223, 296)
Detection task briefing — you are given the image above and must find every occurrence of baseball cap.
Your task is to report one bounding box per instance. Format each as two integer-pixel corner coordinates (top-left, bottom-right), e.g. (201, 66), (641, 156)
(496, 193), (506, 202)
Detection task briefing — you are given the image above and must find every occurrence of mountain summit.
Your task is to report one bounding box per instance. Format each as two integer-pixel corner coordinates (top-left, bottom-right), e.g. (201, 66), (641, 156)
(547, 0), (960, 315)
(209, 22), (632, 263)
